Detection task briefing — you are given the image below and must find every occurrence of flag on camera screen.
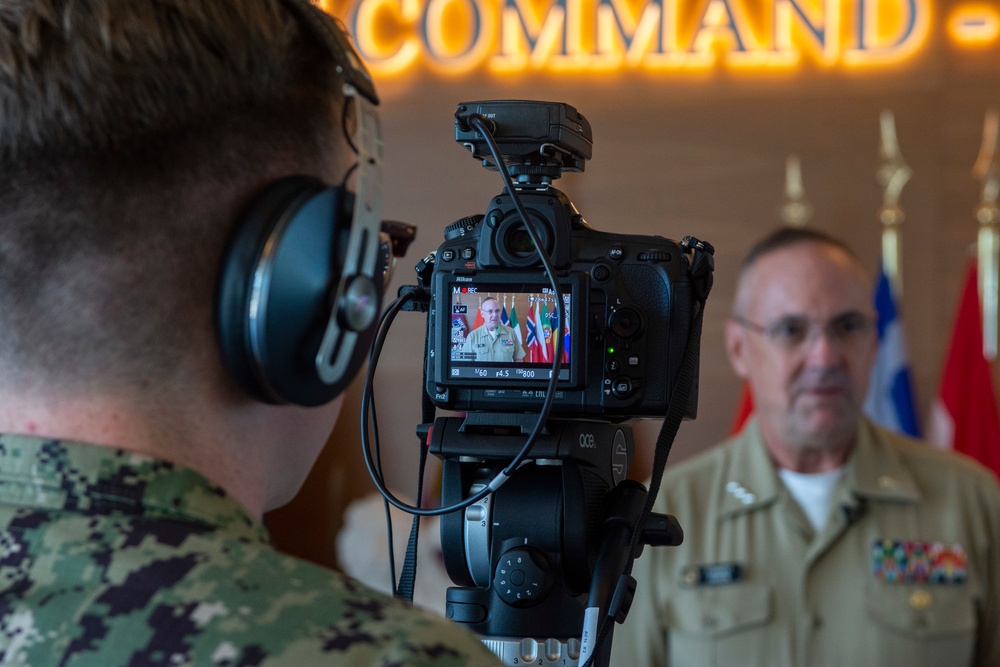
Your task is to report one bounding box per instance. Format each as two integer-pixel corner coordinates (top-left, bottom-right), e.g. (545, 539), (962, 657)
(540, 301), (552, 362)
(526, 303), (539, 362)
(473, 296), (485, 330)
(550, 306), (560, 359)
(562, 307), (570, 364)
(509, 302), (523, 347)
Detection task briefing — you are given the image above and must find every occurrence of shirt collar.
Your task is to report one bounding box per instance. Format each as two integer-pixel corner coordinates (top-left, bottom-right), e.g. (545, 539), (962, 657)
(845, 418), (921, 503)
(717, 418), (783, 519)
(716, 416), (921, 521)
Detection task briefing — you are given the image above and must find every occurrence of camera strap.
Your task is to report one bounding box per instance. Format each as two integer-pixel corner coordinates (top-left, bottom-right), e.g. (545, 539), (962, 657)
(395, 327), (439, 603)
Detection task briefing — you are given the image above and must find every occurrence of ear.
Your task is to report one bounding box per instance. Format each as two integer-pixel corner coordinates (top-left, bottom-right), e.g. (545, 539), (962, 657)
(725, 318), (750, 380)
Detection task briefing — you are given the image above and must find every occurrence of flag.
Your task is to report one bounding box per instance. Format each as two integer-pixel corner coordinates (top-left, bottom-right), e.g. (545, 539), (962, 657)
(524, 305), (539, 361)
(562, 308), (571, 364)
(539, 301), (552, 362)
(473, 296), (485, 331)
(501, 301), (510, 327)
(730, 382), (754, 435)
(928, 259), (1000, 479)
(549, 306), (561, 361)
(864, 265), (920, 436)
(509, 302), (523, 348)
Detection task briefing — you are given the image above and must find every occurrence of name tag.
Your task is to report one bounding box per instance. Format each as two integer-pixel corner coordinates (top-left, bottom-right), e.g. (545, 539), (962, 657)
(681, 562), (744, 587)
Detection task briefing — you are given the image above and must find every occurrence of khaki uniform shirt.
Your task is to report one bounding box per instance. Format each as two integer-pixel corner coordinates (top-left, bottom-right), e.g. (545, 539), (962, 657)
(462, 325), (525, 362)
(614, 418), (1000, 667)
(0, 434), (501, 667)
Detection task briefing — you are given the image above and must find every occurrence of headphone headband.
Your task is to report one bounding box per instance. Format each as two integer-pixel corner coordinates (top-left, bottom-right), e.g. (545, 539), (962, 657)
(279, 0), (379, 105)
(218, 1), (385, 406)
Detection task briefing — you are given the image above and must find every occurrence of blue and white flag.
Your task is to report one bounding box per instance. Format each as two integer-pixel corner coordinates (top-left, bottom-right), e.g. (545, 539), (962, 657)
(864, 266), (920, 436)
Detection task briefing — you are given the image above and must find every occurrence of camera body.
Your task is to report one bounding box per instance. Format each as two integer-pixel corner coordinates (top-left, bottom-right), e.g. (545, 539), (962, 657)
(425, 100), (700, 421)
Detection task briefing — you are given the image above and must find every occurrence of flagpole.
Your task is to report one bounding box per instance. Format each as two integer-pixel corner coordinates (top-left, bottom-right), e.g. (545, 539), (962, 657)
(779, 154), (813, 227)
(877, 110), (912, 299)
(731, 154), (815, 435)
(973, 108), (1000, 361)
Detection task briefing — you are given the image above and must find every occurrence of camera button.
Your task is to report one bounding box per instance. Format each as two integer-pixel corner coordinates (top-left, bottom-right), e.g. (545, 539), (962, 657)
(441, 249), (456, 261)
(461, 247), (476, 260)
(607, 359), (621, 372)
(609, 307), (642, 338)
(592, 264), (612, 282)
(611, 377), (633, 398)
(609, 246), (625, 260)
(628, 355), (640, 367)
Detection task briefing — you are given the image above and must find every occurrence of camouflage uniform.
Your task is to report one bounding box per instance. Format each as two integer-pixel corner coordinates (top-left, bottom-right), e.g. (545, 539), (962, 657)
(0, 434), (501, 667)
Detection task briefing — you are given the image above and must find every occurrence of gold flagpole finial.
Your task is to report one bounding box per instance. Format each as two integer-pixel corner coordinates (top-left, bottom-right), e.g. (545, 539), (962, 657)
(779, 154), (813, 227)
(877, 110), (912, 298)
(973, 109), (1000, 360)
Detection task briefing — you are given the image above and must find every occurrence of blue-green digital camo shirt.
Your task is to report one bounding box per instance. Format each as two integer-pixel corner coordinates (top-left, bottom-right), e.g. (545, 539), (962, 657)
(0, 434), (501, 667)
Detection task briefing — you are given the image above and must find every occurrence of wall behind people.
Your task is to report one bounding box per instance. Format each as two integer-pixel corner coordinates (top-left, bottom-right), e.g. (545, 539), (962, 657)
(271, 0), (1000, 572)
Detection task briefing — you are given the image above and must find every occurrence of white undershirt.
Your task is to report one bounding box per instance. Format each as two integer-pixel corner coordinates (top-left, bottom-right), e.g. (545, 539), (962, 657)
(777, 466), (846, 532)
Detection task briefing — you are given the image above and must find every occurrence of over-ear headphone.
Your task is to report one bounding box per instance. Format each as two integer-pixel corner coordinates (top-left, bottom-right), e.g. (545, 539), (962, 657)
(216, 0), (383, 407)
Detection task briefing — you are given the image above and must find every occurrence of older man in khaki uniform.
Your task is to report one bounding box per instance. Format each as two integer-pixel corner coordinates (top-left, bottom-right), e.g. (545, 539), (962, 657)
(462, 297), (526, 362)
(614, 228), (1000, 667)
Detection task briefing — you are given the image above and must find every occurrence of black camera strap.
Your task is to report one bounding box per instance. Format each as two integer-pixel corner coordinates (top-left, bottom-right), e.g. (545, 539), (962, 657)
(395, 331), (438, 603)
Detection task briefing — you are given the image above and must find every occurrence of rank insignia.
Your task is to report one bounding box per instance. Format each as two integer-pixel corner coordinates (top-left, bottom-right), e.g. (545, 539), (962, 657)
(872, 540), (967, 584)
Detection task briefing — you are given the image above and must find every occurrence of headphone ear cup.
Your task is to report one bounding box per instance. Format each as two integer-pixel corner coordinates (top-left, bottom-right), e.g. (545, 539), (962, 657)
(217, 175), (375, 406)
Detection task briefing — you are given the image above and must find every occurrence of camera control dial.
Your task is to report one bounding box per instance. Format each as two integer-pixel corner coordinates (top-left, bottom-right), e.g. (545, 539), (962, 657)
(494, 547), (550, 607)
(609, 307), (642, 338)
(444, 214), (483, 241)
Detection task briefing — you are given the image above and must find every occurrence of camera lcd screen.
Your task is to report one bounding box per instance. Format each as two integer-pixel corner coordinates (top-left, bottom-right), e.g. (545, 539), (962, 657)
(446, 283), (573, 383)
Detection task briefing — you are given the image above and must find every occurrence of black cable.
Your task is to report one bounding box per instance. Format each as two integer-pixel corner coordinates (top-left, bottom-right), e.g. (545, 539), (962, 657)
(361, 292), (492, 515)
(466, 114), (565, 478)
(360, 115), (571, 515)
(372, 403), (399, 597)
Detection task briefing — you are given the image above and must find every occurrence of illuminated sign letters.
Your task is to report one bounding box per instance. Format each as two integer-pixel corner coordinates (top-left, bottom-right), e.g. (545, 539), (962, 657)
(343, 0), (936, 74)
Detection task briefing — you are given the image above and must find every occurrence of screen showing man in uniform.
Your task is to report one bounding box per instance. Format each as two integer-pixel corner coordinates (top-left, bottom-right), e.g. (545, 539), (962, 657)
(449, 287), (571, 380)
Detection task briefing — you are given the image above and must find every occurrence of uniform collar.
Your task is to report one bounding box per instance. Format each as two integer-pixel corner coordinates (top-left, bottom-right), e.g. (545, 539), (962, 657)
(716, 416), (921, 521)
(844, 418), (921, 504)
(0, 433), (269, 544)
(717, 418), (783, 519)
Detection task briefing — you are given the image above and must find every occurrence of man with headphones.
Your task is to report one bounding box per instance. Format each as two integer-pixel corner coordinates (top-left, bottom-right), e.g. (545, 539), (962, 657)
(0, 1), (500, 664)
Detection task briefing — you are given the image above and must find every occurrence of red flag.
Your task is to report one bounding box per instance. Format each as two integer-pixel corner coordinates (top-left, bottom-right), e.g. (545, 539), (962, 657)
(928, 259), (1000, 479)
(528, 301), (544, 362)
(730, 381), (754, 435)
(473, 296), (485, 331)
(539, 301), (552, 363)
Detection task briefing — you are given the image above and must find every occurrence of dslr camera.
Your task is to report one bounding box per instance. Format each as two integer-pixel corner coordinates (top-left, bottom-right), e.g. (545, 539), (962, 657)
(425, 100), (702, 421)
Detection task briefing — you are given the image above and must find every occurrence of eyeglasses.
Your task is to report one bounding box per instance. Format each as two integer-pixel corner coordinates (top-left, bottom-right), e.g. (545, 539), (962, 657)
(733, 312), (876, 350)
